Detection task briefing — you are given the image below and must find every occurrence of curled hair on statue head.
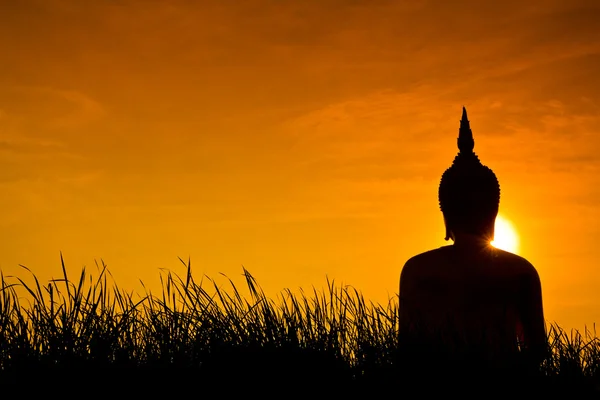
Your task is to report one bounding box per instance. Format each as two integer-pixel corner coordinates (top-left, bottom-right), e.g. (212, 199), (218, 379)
(440, 188), (499, 241)
(438, 107), (500, 241)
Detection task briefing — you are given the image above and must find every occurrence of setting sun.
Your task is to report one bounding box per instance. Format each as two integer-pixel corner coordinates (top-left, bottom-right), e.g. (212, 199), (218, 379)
(491, 215), (519, 254)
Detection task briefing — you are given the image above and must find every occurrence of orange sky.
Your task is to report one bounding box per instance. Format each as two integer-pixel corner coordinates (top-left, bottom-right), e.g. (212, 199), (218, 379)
(1, 0), (600, 331)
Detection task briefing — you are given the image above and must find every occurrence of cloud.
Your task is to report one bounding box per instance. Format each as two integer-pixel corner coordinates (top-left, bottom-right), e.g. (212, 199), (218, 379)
(7, 86), (105, 129)
(0, 86), (103, 186)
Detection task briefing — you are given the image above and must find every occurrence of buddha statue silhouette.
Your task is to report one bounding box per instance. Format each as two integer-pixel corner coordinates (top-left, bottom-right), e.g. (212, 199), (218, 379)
(398, 107), (547, 379)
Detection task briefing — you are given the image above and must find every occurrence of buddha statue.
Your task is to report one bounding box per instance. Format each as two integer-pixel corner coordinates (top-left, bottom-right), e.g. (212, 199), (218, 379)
(397, 107), (547, 381)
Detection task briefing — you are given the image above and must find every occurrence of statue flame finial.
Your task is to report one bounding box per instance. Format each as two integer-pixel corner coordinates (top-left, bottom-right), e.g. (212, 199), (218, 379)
(457, 106), (474, 154)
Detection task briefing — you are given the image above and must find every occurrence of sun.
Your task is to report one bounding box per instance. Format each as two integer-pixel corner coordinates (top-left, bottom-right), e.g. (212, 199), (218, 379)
(491, 215), (519, 253)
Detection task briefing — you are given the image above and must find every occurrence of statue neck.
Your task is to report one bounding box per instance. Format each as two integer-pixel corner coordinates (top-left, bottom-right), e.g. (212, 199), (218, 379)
(452, 232), (492, 249)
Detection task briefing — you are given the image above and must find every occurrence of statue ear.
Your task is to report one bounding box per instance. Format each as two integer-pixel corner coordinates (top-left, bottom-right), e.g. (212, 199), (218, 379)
(443, 216), (452, 241)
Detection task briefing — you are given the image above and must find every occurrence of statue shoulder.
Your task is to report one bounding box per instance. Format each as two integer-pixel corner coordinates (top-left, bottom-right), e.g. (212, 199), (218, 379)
(401, 246), (453, 276)
(494, 249), (541, 280)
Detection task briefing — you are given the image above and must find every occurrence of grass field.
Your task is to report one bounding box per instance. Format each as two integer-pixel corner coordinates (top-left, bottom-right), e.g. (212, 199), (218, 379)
(0, 255), (599, 396)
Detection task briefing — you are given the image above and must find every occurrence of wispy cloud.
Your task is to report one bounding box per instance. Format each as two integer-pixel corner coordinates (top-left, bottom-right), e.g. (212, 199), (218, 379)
(8, 86), (105, 129)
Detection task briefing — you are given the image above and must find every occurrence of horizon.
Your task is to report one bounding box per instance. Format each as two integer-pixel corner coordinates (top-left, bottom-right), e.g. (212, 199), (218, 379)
(1, 0), (600, 332)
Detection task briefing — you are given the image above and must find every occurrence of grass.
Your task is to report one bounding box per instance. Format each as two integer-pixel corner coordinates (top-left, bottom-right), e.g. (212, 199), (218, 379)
(0, 254), (599, 395)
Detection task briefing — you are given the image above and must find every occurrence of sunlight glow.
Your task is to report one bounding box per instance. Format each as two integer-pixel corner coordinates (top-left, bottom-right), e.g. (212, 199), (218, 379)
(491, 215), (519, 253)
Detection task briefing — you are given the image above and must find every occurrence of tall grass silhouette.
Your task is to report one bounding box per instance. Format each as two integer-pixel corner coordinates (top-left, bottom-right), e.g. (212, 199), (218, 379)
(0, 255), (598, 395)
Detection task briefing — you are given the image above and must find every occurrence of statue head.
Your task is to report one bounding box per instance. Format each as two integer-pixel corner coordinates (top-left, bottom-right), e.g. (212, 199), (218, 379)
(438, 107), (500, 242)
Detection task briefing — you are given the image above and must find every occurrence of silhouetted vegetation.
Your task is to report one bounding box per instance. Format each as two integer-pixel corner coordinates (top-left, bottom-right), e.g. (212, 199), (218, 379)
(0, 256), (598, 396)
